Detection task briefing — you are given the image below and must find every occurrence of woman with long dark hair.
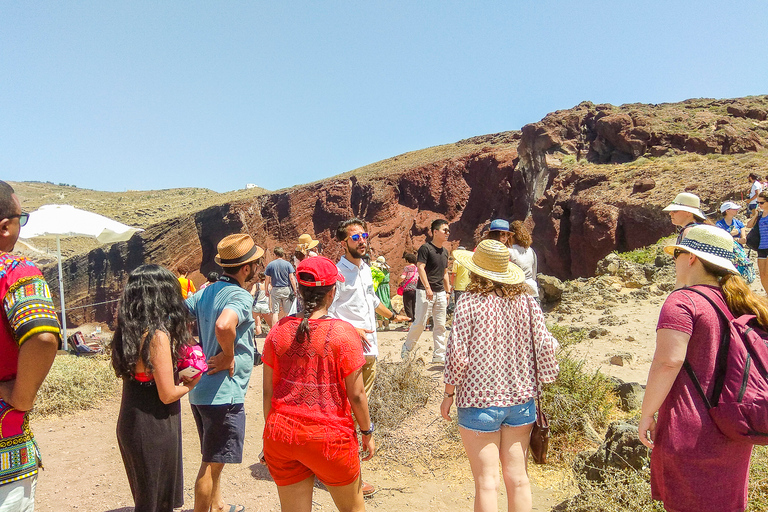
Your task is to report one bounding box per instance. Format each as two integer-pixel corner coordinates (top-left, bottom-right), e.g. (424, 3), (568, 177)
(441, 240), (559, 512)
(111, 264), (200, 512)
(262, 256), (375, 512)
(640, 225), (766, 511)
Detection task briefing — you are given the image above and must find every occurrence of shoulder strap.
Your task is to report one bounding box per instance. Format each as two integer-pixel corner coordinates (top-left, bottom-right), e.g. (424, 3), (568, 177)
(677, 286), (731, 407)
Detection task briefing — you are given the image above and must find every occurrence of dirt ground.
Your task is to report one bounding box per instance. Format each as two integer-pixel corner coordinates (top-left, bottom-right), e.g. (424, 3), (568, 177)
(32, 328), (566, 512)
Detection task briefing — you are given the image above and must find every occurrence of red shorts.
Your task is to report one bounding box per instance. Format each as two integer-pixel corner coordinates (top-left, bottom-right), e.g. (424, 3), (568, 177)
(263, 416), (360, 487)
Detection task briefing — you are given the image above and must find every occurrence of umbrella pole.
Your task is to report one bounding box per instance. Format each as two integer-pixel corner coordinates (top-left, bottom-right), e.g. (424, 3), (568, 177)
(56, 236), (68, 351)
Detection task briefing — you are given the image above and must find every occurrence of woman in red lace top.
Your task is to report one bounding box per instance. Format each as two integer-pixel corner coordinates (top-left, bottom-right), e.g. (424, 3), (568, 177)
(441, 240), (559, 512)
(262, 256), (375, 512)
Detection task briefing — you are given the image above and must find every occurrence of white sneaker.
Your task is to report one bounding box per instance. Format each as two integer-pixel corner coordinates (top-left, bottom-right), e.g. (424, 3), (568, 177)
(400, 344), (410, 360)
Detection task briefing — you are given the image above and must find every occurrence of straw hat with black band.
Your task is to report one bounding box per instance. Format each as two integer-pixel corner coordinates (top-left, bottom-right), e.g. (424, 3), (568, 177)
(215, 234), (265, 267)
(663, 224), (737, 274)
(452, 239), (525, 285)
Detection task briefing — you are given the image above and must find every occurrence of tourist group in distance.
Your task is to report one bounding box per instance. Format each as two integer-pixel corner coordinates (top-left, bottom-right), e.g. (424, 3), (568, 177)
(1, 176), (768, 512)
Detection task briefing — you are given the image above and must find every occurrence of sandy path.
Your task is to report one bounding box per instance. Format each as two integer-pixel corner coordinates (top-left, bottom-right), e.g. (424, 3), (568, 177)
(32, 329), (563, 512)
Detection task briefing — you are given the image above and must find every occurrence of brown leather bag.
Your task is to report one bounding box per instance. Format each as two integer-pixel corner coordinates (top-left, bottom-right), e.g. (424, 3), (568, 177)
(528, 299), (551, 464)
(529, 404), (549, 464)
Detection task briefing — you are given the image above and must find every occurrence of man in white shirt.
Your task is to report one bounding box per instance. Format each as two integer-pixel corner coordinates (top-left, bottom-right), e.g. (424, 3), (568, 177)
(327, 218), (407, 497)
(329, 218), (408, 397)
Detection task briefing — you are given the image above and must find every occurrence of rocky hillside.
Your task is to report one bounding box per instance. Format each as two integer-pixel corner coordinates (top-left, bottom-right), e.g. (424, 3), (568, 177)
(12, 95), (768, 327)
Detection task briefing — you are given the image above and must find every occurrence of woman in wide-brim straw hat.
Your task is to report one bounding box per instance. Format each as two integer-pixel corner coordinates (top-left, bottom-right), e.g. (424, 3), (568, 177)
(440, 239), (559, 512)
(663, 192), (709, 244)
(640, 224), (768, 511)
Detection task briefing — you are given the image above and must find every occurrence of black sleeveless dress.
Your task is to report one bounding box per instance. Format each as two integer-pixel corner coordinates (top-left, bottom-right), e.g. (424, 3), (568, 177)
(116, 377), (183, 512)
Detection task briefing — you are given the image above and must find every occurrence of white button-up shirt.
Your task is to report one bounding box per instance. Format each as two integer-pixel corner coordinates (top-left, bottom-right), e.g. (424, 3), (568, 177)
(328, 256), (381, 357)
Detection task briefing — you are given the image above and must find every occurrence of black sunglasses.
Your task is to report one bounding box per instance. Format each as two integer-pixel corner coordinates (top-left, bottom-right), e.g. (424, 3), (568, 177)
(673, 248), (689, 259)
(8, 212), (29, 227)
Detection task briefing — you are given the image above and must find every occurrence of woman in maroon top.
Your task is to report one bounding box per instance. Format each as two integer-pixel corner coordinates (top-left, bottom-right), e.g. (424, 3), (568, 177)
(262, 256), (375, 512)
(640, 225), (768, 512)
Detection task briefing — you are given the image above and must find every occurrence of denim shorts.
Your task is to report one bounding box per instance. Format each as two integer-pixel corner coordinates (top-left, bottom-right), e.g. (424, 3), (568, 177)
(457, 399), (536, 432)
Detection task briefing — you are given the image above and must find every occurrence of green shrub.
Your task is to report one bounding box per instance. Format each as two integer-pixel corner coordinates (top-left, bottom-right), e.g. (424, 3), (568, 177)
(32, 354), (119, 418)
(541, 349), (617, 440)
(548, 324), (589, 349)
(615, 246), (661, 265)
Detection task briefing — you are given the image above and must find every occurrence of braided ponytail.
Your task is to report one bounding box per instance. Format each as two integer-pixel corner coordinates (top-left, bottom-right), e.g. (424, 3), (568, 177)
(295, 272), (335, 343)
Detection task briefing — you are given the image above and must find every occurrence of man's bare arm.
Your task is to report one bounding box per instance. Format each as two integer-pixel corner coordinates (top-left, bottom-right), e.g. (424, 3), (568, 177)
(208, 308), (238, 376)
(5, 333), (59, 411)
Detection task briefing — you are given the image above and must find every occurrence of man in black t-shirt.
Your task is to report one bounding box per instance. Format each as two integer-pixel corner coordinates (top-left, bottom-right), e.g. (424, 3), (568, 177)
(401, 219), (452, 364)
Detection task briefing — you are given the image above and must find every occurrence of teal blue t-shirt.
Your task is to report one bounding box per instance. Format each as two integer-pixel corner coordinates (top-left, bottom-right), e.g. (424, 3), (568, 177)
(185, 280), (255, 405)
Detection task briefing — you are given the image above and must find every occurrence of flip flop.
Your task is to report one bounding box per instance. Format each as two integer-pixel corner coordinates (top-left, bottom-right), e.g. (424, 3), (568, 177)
(227, 505), (245, 512)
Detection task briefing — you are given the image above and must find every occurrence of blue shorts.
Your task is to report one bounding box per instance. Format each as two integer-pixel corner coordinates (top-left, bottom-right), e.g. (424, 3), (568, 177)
(457, 400), (536, 432)
(191, 403), (246, 463)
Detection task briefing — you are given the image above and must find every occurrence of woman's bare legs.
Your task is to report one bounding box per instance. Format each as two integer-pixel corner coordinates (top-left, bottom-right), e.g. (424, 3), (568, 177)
(500, 424), (533, 512)
(759, 258), (768, 294)
(460, 428), (501, 512)
(276, 476), (314, 512)
(325, 475), (366, 512)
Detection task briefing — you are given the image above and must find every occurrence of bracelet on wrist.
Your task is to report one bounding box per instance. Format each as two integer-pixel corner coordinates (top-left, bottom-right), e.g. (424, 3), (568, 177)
(360, 422), (375, 436)
(444, 391), (455, 398)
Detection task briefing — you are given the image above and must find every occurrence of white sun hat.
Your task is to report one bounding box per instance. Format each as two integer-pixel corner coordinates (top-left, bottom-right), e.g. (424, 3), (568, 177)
(662, 192), (707, 220)
(663, 224), (737, 274)
(719, 201), (741, 213)
(452, 239), (524, 285)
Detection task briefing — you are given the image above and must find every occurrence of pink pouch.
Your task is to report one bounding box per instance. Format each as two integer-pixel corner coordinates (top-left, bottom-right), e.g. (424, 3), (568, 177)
(177, 344), (208, 377)
(0, 399), (24, 438)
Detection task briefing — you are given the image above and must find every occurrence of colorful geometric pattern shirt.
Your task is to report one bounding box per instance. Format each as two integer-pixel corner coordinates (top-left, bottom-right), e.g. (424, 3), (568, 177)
(0, 252), (61, 485)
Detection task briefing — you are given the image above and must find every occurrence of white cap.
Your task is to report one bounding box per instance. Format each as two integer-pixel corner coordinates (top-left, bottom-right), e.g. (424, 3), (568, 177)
(719, 201), (741, 213)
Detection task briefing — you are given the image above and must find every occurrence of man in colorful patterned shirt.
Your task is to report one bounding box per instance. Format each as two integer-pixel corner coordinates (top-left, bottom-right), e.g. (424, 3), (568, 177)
(0, 181), (61, 511)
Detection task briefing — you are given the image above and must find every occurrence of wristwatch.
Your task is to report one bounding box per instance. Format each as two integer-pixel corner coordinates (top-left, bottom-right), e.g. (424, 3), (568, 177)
(389, 310), (395, 320)
(360, 422), (375, 436)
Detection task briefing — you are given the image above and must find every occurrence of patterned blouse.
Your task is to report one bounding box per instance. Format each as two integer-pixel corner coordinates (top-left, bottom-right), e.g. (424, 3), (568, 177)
(444, 292), (559, 409)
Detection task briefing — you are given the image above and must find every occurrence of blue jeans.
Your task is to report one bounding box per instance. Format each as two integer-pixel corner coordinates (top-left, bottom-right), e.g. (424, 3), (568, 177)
(457, 400), (536, 432)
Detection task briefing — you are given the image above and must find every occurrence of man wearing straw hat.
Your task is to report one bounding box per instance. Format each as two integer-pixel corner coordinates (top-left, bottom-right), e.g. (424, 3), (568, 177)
(185, 233), (264, 512)
(0, 180), (61, 511)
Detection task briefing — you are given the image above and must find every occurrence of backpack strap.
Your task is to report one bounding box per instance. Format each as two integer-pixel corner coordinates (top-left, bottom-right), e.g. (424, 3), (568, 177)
(677, 286), (734, 408)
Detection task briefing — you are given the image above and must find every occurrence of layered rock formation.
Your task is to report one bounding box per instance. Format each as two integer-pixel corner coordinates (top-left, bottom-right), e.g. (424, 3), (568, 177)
(42, 95), (768, 327)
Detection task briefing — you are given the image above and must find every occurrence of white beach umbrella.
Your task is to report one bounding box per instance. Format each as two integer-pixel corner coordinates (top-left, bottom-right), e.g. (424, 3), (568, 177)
(20, 205), (144, 347)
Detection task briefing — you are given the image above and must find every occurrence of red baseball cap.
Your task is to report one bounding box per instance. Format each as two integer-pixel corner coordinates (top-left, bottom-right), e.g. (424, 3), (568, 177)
(296, 256), (345, 287)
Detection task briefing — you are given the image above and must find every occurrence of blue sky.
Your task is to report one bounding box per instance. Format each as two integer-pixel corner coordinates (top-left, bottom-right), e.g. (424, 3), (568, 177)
(2, 2), (766, 193)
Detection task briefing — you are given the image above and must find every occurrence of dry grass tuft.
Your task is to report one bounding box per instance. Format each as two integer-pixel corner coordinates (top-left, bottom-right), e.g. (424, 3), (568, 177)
(368, 358), (434, 434)
(558, 466), (665, 512)
(32, 354), (119, 419)
(748, 446), (768, 511)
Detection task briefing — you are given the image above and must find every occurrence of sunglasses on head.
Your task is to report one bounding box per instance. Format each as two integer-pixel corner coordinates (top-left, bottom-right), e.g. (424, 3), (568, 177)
(347, 233), (369, 242)
(8, 212), (29, 227)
